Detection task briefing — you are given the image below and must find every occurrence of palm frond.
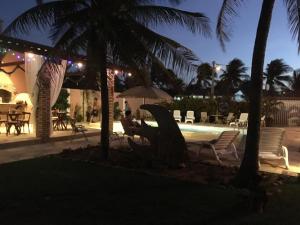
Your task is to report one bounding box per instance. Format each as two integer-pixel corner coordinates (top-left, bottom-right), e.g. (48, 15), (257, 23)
(36, 0), (43, 5)
(284, 0), (300, 52)
(216, 0), (244, 51)
(132, 5), (211, 36)
(4, 1), (83, 35)
(131, 20), (199, 75)
(50, 8), (90, 43)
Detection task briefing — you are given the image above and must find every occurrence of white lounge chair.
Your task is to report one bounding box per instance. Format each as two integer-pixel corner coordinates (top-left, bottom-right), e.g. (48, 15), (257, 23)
(173, 110), (182, 122)
(229, 113), (248, 128)
(259, 127), (289, 169)
(200, 112), (208, 123)
(185, 111), (195, 124)
(225, 112), (234, 124)
(261, 115), (266, 127)
(189, 131), (240, 164)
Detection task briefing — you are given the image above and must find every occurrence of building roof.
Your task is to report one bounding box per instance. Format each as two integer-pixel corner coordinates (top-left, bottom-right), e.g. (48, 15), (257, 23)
(0, 34), (86, 61)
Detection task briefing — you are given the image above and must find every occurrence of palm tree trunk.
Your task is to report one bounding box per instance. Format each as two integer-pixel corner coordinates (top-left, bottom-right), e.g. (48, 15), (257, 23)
(98, 43), (110, 160)
(236, 0), (275, 188)
(87, 31), (109, 160)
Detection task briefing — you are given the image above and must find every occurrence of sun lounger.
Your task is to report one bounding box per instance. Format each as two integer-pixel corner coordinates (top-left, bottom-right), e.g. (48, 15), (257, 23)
(189, 130), (240, 164)
(260, 115), (266, 127)
(185, 111), (195, 124)
(225, 112), (234, 124)
(229, 113), (248, 128)
(259, 127), (289, 169)
(200, 112), (208, 123)
(120, 117), (143, 142)
(173, 110), (182, 122)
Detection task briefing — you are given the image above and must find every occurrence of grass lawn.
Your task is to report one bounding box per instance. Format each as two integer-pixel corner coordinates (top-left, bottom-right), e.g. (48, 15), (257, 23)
(0, 156), (299, 225)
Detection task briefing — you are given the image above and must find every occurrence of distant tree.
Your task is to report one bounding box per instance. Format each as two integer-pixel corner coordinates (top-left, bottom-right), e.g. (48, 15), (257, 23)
(239, 80), (252, 101)
(218, 58), (248, 98)
(264, 59), (292, 95)
(151, 64), (185, 95)
(195, 63), (213, 98)
(290, 71), (300, 97)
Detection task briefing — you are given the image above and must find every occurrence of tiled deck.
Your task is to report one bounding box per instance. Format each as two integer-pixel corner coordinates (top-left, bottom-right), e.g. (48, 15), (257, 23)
(0, 121), (299, 176)
(0, 123), (100, 149)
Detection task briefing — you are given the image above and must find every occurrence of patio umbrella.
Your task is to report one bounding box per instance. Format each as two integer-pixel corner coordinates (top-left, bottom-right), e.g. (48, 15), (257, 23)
(117, 86), (172, 104)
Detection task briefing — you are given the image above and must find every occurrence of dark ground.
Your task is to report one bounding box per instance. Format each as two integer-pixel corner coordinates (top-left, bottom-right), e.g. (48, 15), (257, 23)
(0, 149), (299, 225)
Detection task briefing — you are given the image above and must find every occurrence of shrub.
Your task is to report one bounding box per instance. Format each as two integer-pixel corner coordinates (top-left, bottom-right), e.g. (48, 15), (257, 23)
(114, 102), (122, 120)
(160, 97), (249, 122)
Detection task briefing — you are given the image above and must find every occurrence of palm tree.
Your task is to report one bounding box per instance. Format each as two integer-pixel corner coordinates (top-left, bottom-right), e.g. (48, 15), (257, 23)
(151, 66), (185, 96)
(6, 0), (211, 159)
(218, 58), (248, 98)
(264, 59), (292, 95)
(217, 0), (300, 188)
(195, 63), (213, 98)
(290, 71), (300, 96)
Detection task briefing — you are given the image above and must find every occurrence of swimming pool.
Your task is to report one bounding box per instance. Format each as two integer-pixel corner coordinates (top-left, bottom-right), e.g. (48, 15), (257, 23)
(112, 121), (239, 140)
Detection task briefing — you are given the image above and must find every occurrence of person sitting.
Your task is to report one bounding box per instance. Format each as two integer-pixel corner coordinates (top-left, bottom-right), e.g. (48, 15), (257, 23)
(124, 101), (131, 115)
(124, 110), (140, 128)
(91, 97), (100, 123)
(86, 105), (92, 122)
(121, 110), (145, 142)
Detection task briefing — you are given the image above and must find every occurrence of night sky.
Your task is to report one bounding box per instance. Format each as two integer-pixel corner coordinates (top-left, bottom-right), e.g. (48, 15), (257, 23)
(1, 0), (299, 77)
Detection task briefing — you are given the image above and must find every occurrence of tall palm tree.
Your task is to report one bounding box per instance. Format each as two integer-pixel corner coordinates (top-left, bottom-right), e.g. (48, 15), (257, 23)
(217, 0), (300, 188)
(195, 63), (213, 98)
(290, 70), (300, 96)
(218, 58), (248, 98)
(264, 59), (292, 95)
(6, 0), (211, 159)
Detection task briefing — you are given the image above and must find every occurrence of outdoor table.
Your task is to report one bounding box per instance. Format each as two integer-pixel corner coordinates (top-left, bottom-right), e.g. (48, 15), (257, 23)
(210, 115), (225, 124)
(6, 113), (23, 135)
(53, 112), (68, 130)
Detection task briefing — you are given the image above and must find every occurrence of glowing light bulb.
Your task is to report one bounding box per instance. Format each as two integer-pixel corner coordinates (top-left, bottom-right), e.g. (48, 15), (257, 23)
(77, 62), (83, 68)
(128, 72), (132, 77)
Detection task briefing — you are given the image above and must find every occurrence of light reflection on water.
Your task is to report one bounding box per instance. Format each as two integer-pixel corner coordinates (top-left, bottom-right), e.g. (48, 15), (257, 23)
(112, 121), (239, 141)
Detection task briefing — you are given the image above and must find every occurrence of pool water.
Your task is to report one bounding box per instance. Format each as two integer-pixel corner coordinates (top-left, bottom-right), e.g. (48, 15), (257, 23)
(113, 121), (236, 141)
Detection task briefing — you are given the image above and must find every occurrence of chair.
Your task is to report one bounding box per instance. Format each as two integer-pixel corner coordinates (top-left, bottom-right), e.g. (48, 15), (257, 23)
(0, 113), (7, 126)
(259, 127), (289, 169)
(260, 115), (266, 127)
(6, 113), (22, 135)
(120, 117), (142, 140)
(21, 112), (31, 133)
(225, 112), (234, 124)
(173, 110), (182, 122)
(70, 118), (88, 142)
(185, 111), (195, 124)
(189, 131), (240, 164)
(229, 113), (248, 128)
(200, 112), (208, 123)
